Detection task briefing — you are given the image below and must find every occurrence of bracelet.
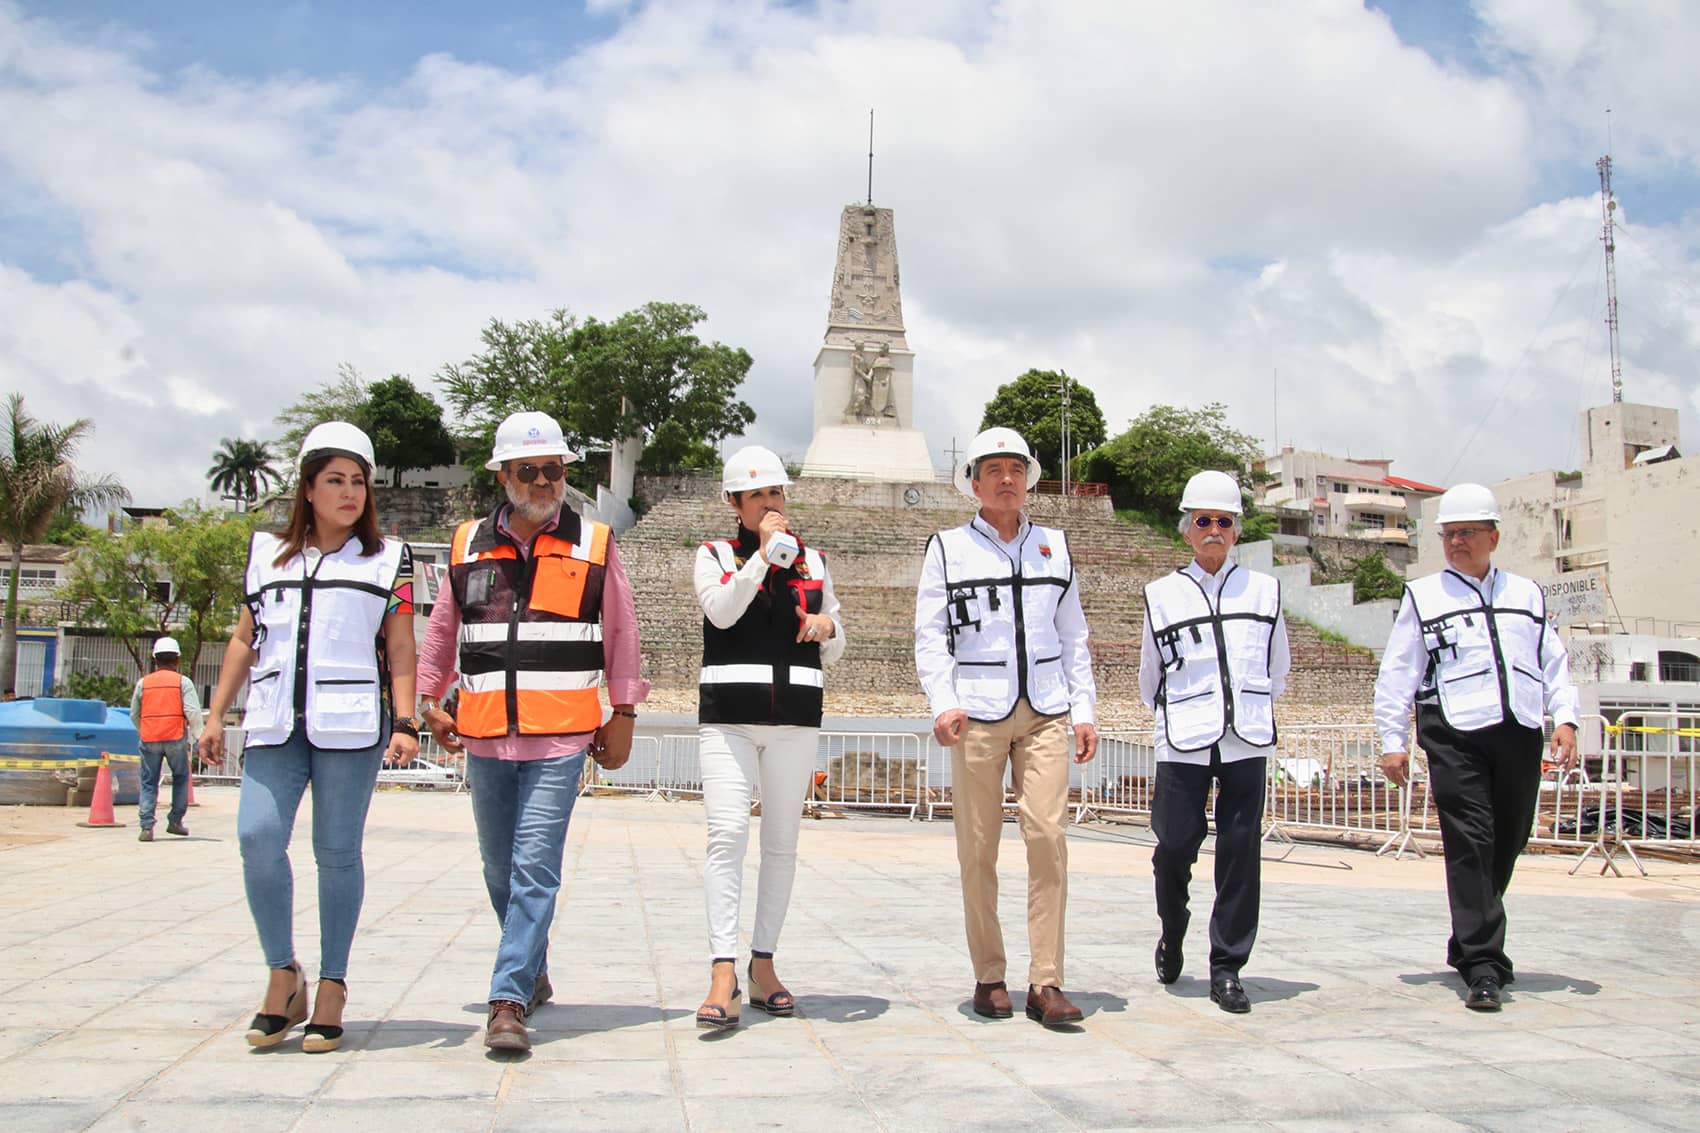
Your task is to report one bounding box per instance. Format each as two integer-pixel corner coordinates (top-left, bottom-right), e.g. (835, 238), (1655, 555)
(391, 717), (420, 737)
(611, 709), (637, 719)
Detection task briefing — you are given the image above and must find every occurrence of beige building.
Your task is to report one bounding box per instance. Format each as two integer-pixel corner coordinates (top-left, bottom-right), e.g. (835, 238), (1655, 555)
(1413, 403), (1700, 635)
(1254, 447), (1443, 545)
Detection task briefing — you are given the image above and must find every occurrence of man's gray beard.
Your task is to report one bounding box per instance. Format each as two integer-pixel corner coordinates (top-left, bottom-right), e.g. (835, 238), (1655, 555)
(505, 482), (562, 524)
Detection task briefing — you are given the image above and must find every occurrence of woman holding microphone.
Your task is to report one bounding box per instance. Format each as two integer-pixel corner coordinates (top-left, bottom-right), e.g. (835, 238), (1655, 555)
(693, 446), (845, 1029)
(200, 422), (419, 1052)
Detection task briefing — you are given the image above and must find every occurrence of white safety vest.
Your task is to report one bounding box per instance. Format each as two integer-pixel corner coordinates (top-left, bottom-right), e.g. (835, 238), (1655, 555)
(1143, 565), (1281, 752)
(1405, 569), (1550, 733)
(931, 521), (1078, 721)
(242, 532), (406, 750)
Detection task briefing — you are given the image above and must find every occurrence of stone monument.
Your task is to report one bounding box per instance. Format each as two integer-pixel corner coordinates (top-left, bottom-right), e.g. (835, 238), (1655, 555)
(801, 205), (937, 480)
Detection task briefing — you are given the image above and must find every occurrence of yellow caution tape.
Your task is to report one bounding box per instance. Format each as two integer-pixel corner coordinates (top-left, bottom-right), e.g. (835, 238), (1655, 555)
(0, 752), (144, 769)
(1603, 724), (1700, 738)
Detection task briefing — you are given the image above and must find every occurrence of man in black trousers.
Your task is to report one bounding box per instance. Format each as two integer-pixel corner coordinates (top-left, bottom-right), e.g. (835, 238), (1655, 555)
(1374, 482), (1578, 1011)
(1138, 471), (1290, 1014)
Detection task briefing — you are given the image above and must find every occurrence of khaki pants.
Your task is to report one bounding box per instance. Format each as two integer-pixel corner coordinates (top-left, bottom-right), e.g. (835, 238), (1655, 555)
(951, 699), (1070, 988)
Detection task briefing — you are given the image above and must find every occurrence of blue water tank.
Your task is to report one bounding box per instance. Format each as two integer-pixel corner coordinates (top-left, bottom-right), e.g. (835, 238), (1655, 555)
(0, 697), (143, 806)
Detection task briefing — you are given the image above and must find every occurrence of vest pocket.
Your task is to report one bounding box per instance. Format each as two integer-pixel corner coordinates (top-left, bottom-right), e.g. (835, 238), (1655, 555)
(1164, 686), (1224, 747)
(310, 662), (380, 745)
(1438, 664), (1499, 722)
(243, 668), (288, 737)
(1234, 679), (1274, 741)
(1509, 663), (1545, 723)
(530, 556), (588, 619)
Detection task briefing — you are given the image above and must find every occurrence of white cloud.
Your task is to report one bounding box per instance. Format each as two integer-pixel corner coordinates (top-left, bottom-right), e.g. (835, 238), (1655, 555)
(0, 0), (1696, 513)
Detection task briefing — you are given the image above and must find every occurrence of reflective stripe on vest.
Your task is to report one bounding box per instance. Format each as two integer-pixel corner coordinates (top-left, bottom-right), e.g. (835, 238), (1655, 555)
(449, 513), (609, 739)
(138, 670), (186, 742)
(1406, 570), (1548, 733)
(1143, 565), (1280, 752)
(697, 537), (829, 727)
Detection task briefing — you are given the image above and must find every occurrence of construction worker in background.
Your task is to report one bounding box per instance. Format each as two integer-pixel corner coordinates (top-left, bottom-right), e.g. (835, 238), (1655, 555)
(691, 445), (846, 1031)
(418, 410), (649, 1053)
(915, 426), (1099, 1029)
(1374, 482), (1578, 1012)
(1140, 470), (1290, 1014)
(131, 635), (202, 842)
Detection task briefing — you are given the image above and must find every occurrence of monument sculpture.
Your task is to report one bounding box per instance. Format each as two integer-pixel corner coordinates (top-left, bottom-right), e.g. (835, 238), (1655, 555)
(801, 205), (937, 481)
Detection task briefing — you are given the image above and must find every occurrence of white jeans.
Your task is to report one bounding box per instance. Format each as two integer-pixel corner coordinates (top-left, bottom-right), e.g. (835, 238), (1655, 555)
(700, 723), (817, 961)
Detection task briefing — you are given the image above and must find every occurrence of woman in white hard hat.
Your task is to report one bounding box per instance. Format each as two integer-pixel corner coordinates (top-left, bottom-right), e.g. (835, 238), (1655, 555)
(692, 445), (845, 1029)
(200, 421), (420, 1052)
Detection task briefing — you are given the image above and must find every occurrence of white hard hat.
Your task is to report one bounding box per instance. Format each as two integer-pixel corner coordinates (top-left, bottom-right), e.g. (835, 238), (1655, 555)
(1179, 470), (1243, 514)
(1435, 482), (1500, 525)
(152, 636), (181, 657)
(486, 411), (581, 471)
(298, 421), (375, 473)
(721, 446), (792, 498)
(954, 427), (1042, 500)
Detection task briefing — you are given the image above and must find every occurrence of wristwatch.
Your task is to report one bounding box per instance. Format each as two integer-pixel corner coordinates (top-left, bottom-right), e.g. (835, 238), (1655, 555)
(392, 715), (421, 737)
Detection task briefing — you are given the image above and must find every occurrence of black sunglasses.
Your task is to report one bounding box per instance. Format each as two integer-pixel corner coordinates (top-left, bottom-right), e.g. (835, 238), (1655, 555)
(512, 462), (566, 484)
(1193, 515), (1235, 529)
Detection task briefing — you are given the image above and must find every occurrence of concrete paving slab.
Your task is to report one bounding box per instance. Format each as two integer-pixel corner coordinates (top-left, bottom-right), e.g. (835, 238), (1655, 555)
(3, 789), (1700, 1131)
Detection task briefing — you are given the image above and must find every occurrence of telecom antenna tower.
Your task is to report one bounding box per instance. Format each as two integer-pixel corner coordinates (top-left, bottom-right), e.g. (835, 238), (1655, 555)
(1597, 152), (1623, 404)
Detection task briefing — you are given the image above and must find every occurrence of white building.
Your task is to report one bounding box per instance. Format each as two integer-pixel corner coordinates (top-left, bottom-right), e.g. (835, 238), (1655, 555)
(1254, 447), (1443, 545)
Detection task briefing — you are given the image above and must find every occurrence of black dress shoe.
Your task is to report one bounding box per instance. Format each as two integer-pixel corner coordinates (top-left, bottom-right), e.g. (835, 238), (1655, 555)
(1466, 976), (1502, 1012)
(1210, 975), (1251, 1014)
(1155, 939), (1182, 985)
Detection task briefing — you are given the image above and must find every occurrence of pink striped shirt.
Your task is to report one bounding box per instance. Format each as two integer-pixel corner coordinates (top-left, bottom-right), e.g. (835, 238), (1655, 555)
(417, 505), (650, 761)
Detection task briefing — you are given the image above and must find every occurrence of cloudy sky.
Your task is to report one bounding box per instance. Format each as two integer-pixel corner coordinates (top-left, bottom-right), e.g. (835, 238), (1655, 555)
(3, 0), (1697, 512)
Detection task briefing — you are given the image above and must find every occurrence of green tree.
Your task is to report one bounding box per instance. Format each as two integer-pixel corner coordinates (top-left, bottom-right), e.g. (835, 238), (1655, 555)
(274, 364), (372, 456)
(207, 438), (284, 510)
(440, 302), (756, 474)
(1080, 402), (1262, 521)
(1350, 551), (1406, 603)
(979, 369), (1108, 480)
(0, 395), (129, 692)
(58, 507), (255, 672)
(42, 502), (99, 545)
(365, 375), (457, 485)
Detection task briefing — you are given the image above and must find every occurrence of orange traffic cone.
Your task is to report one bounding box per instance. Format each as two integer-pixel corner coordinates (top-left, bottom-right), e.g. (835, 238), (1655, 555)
(187, 771), (199, 807)
(77, 756), (125, 828)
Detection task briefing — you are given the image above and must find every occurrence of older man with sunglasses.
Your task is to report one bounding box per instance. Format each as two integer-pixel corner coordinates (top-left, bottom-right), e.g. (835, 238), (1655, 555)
(417, 411), (648, 1052)
(1374, 483), (1577, 1012)
(1138, 469), (1289, 1014)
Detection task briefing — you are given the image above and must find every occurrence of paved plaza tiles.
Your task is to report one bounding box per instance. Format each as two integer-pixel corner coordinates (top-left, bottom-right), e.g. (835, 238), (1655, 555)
(2, 788), (1699, 1132)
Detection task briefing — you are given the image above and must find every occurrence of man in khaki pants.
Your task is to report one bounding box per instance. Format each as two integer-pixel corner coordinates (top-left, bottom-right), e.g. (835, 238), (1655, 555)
(915, 427), (1099, 1027)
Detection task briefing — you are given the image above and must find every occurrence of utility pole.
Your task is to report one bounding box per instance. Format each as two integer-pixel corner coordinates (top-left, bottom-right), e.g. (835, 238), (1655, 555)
(1598, 139), (1624, 404)
(1058, 370), (1072, 496)
(944, 436), (963, 474)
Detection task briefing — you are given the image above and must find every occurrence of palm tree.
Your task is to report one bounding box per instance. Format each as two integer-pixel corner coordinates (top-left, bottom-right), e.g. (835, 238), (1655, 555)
(0, 394), (129, 693)
(208, 438), (283, 511)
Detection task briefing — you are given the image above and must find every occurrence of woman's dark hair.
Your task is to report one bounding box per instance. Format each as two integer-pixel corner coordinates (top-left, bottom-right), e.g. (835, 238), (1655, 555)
(272, 454), (383, 567)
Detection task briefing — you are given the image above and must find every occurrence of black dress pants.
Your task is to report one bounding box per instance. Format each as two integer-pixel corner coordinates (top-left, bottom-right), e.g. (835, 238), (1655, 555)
(1417, 706), (1544, 984)
(1151, 746), (1267, 978)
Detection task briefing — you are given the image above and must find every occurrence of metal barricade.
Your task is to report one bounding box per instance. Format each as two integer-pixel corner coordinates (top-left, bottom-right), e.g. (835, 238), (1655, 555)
(1075, 729), (1157, 823)
(583, 734), (666, 797)
(1597, 710), (1700, 874)
(814, 731), (926, 819)
(657, 733), (704, 799)
(1524, 714), (1624, 873)
(1265, 724), (1403, 847)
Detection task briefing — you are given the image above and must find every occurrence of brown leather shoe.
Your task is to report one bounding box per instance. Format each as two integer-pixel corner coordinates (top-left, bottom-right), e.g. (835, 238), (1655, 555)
(1025, 985), (1084, 1027)
(972, 981), (1013, 1019)
(485, 1000), (531, 1052)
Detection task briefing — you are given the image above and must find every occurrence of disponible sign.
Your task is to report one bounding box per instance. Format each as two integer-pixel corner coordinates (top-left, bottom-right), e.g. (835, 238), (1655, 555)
(1541, 569), (1607, 623)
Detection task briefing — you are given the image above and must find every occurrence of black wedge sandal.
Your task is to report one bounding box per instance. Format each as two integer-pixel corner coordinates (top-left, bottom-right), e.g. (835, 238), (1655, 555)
(747, 950), (795, 1016)
(696, 958), (742, 1031)
(245, 962), (308, 1048)
(302, 977), (347, 1053)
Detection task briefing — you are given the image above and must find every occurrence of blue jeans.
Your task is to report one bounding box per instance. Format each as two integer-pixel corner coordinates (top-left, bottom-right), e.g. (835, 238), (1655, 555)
(237, 732), (384, 979)
(467, 751), (585, 1005)
(138, 738), (190, 830)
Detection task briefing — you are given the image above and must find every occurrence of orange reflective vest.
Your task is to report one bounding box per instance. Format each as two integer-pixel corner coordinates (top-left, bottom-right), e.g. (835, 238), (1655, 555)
(138, 669), (187, 742)
(448, 509), (610, 738)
